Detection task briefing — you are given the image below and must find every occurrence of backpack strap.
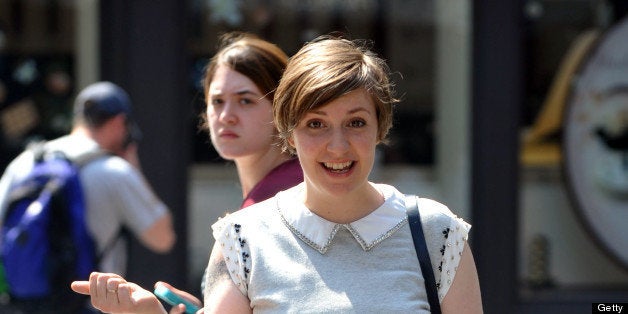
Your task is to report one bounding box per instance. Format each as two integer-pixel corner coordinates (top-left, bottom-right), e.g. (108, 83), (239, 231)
(405, 195), (442, 314)
(27, 139), (108, 164)
(72, 149), (108, 168)
(69, 150), (128, 266)
(28, 141), (121, 264)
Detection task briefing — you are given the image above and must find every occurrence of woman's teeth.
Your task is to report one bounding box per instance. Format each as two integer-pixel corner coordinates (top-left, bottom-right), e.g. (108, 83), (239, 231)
(323, 161), (353, 171)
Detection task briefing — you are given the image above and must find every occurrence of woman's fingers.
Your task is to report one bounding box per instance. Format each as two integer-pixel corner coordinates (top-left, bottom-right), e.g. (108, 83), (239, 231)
(71, 272), (168, 313)
(84, 272), (126, 311)
(169, 303), (187, 314)
(116, 283), (134, 305)
(70, 272), (124, 296)
(70, 281), (91, 295)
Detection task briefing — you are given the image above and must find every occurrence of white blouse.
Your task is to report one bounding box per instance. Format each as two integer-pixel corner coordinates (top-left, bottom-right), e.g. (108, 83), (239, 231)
(210, 183), (470, 312)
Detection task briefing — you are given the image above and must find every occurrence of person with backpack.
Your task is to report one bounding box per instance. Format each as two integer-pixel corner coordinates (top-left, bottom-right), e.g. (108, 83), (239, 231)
(0, 81), (176, 312)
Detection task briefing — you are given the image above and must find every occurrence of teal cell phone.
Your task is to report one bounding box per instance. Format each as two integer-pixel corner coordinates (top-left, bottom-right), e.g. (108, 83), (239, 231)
(154, 285), (201, 314)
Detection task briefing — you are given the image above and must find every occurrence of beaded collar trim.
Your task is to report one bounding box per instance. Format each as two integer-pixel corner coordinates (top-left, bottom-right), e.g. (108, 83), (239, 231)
(276, 183), (407, 254)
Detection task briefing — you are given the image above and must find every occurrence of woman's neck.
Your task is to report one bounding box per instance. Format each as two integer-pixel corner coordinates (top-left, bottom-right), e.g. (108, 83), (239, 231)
(303, 181), (384, 224)
(234, 150), (293, 198)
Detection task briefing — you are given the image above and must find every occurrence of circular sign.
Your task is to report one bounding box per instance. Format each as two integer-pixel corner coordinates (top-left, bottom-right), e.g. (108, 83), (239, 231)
(563, 16), (628, 269)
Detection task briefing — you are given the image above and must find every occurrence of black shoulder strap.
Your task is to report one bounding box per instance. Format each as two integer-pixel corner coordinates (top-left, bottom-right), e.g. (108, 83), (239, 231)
(406, 195), (442, 314)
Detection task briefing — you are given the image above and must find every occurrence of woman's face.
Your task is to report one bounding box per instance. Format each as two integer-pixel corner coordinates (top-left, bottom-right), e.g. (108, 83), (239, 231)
(290, 88), (379, 198)
(206, 65), (276, 160)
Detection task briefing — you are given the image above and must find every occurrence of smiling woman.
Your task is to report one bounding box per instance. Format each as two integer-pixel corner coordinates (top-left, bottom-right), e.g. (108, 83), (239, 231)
(289, 88), (382, 221)
(200, 35), (483, 313)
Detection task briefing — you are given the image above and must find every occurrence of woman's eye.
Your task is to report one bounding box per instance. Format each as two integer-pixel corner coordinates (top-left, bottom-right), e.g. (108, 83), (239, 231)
(210, 98), (223, 106)
(239, 98), (254, 105)
(306, 120), (324, 129)
(348, 119), (366, 128)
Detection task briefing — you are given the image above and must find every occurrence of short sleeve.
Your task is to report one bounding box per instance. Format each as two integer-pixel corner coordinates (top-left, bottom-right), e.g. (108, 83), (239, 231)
(211, 215), (252, 296)
(437, 216), (470, 301)
(82, 157), (169, 234)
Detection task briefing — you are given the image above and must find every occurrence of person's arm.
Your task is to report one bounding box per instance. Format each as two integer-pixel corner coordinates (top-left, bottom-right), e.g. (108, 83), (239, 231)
(101, 153), (176, 254)
(138, 212), (176, 253)
(440, 243), (483, 314)
(203, 243), (252, 314)
(71, 272), (167, 314)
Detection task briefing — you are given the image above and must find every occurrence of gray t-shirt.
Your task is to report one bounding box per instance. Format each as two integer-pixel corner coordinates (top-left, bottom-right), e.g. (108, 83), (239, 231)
(209, 183), (470, 313)
(0, 134), (169, 275)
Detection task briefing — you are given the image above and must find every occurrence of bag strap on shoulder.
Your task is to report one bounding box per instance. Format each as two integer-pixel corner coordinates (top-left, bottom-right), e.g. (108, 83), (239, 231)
(405, 195), (441, 314)
(27, 140), (108, 168)
(25, 140), (115, 261)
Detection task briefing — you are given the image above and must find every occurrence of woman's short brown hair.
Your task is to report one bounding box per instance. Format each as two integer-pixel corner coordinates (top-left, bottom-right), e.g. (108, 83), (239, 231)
(273, 35), (398, 154)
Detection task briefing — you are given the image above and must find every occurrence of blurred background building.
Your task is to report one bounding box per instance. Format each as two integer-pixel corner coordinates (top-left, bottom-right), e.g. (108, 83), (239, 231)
(0, 0), (626, 312)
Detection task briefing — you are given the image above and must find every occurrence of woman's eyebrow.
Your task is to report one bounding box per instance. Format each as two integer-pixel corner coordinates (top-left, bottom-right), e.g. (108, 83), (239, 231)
(308, 106), (371, 116)
(348, 107), (371, 115)
(236, 90), (260, 97)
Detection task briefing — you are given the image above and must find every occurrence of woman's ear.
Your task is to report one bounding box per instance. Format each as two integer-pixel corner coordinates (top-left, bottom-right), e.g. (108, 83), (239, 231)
(287, 135), (295, 148)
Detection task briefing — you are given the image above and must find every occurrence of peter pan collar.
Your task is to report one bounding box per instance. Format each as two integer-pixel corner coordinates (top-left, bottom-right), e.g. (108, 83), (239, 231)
(276, 183), (408, 254)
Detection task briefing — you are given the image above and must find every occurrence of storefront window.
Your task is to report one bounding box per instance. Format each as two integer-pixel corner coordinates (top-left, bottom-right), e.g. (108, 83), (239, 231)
(0, 0), (76, 169)
(519, 0), (628, 294)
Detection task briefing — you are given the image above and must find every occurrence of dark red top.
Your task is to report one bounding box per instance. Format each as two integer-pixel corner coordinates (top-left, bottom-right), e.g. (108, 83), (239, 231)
(240, 158), (303, 209)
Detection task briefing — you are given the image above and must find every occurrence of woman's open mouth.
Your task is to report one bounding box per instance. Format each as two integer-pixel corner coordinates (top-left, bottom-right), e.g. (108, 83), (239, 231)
(322, 161), (354, 173)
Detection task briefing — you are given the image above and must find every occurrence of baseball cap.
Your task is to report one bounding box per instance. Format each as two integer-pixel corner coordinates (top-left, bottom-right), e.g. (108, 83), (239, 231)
(74, 81), (142, 142)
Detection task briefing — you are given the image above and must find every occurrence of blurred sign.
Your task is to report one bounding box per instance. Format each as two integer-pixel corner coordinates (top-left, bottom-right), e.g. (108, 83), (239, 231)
(563, 16), (628, 269)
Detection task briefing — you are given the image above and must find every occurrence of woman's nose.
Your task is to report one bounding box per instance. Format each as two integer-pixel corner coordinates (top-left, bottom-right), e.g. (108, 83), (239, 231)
(326, 128), (350, 153)
(219, 103), (238, 125)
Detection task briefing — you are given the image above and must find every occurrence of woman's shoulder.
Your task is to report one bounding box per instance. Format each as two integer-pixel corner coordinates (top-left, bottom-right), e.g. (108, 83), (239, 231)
(375, 183), (464, 222)
(375, 183), (469, 233)
(417, 197), (457, 218)
(414, 197), (469, 232)
(211, 195), (279, 231)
